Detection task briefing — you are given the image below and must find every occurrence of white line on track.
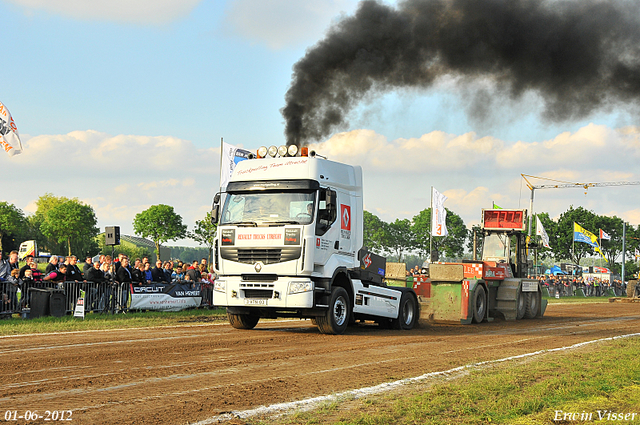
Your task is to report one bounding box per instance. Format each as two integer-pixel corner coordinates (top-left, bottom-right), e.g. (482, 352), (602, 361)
(191, 332), (640, 425)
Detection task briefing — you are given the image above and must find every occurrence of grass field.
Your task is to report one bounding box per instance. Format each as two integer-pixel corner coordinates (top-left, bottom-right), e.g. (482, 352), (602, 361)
(0, 308), (228, 336)
(253, 336), (640, 425)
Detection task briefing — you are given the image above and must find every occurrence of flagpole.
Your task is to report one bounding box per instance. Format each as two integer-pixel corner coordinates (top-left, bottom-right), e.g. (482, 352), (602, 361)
(622, 222), (626, 284)
(572, 222), (575, 264)
(429, 186), (433, 263)
(219, 137), (224, 192)
(599, 232), (602, 269)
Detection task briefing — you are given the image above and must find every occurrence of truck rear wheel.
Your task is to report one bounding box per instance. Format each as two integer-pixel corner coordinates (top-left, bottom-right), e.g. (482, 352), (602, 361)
(228, 312), (260, 330)
(516, 288), (526, 320)
(316, 287), (350, 335)
(392, 293), (418, 330)
(472, 285), (486, 324)
(524, 291), (539, 319)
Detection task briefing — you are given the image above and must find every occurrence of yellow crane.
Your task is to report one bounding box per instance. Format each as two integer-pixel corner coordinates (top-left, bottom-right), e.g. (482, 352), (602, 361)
(521, 174), (640, 280)
(521, 174), (640, 235)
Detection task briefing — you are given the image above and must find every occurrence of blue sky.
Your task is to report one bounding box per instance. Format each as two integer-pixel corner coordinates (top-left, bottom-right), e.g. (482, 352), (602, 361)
(2, 0), (639, 251)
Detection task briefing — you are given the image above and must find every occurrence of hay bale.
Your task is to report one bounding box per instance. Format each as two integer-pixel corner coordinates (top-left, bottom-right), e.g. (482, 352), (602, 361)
(386, 262), (407, 280)
(627, 280), (638, 298)
(430, 263), (464, 282)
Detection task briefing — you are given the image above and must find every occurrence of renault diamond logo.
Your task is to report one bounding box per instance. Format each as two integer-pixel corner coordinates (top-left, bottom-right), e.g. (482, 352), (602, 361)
(254, 262), (262, 272)
(341, 205), (351, 230)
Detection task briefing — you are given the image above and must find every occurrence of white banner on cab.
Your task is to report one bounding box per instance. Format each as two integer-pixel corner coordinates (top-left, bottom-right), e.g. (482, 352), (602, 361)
(220, 141), (252, 190)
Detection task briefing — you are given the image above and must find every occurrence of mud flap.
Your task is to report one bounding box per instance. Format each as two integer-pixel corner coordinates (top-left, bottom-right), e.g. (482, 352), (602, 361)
(538, 298), (548, 318)
(495, 278), (520, 321)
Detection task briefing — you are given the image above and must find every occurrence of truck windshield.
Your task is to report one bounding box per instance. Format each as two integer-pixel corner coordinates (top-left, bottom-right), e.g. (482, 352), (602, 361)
(482, 233), (509, 262)
(220, 192), (315, 225)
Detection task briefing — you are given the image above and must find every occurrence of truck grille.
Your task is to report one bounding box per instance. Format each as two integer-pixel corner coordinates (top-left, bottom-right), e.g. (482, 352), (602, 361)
(243, 289), (273, 298)
(220, 247), (301, 264)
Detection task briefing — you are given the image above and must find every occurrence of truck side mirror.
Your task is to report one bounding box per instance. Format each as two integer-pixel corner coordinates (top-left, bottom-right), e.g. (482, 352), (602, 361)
(211, 193), (221, 224)
(325, 190), (334, 209)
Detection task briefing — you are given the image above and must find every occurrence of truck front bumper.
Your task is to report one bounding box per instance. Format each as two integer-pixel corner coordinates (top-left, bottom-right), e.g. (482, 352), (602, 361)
(213, 277), (314, 309)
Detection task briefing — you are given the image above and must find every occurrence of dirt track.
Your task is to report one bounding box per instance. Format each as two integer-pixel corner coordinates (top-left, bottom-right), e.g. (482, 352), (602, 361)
(2, 302), (640, 424)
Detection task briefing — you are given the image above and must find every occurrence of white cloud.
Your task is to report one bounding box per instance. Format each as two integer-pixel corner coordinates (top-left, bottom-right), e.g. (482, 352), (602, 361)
(224, 0), (359, 49)
(2, 130), (220, 246)
(2, 125), (639, 252)
(6, 0), (201, 24)
(309, 125), (640, 226)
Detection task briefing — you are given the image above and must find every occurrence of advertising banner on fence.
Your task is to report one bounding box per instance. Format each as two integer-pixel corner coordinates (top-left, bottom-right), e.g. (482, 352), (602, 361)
(129, 283), (202, 312)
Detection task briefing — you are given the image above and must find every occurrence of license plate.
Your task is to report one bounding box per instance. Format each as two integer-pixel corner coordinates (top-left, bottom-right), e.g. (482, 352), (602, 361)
(244, 299), (267, 305)
(522, 281), (538, 292)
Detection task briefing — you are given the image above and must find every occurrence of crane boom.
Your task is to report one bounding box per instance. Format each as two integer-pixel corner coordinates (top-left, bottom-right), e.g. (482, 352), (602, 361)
(522, 174), (640, 191)
(521, 174), (640, 236)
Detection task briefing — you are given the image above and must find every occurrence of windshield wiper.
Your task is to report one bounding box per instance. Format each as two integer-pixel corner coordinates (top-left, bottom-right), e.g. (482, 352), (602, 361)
(223, 221), (258, 227)
(262, 220), (300, 226)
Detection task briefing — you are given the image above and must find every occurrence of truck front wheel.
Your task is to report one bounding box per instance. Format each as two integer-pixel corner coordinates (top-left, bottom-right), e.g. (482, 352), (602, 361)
(228, 312), (260, 329)
(316, 287), (350, 335)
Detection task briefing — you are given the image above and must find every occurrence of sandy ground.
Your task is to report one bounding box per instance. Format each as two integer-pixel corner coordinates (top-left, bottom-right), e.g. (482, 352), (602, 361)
(1, 302), (639, 424)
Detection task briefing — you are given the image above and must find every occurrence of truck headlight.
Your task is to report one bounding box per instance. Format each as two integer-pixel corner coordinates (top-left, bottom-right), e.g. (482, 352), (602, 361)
(214, 280), (226, 293)
(288, 281), (313, 295)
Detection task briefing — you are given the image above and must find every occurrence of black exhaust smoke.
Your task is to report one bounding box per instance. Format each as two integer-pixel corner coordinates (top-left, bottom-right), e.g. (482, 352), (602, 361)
(282, 0), (640, 146)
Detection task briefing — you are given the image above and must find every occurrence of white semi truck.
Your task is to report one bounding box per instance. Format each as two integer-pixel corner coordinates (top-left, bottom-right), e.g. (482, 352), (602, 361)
(211, 147), (419, 334)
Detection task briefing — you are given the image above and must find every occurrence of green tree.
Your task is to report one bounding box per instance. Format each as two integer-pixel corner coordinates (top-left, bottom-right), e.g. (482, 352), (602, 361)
(0, 202), (26, 254)
(40, 199), (99, 256)
(383, 219), (413, 262)
(363, 210), (386, 253)
(555, 206), (600, 264)
(32, 193), (72, 253)
(133, 205), (187, 261)
(190, 211), (217, 265)
(411, 208), (468, 261)
(593, 214), (625, 265)
(466, 224), (483, 260)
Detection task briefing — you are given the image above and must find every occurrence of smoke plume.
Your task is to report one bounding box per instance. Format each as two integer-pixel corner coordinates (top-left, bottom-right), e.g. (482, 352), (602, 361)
(282, 0), (640, 146)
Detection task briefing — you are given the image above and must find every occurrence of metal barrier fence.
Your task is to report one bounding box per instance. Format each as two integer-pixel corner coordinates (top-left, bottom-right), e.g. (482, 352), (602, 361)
(0, 279), (215, 317)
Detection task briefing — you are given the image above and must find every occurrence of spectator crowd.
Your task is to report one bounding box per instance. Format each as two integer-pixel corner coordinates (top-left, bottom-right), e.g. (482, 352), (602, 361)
(533, 274), (626, 297)
(0, 250), (216, 313)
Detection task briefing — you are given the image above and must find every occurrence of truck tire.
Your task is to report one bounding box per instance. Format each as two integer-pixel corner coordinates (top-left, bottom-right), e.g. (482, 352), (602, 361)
(228, 312), (260, 330)
(472, 285), (486, 324)
(392, 292), (418, 330)
(516, 288), (526, 320)
(524, 291), (539, 319)
(316, 286), (350, 335)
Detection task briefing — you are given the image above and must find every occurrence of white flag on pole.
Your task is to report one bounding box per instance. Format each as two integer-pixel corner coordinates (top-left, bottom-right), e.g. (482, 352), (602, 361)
(536, 216), (551, 249)
(0, 101), (23, 157)
(431, 187), (448, 237)
(220, 142), (252, 190)
(599, 229), (611, 240)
